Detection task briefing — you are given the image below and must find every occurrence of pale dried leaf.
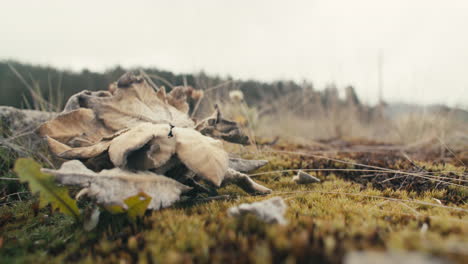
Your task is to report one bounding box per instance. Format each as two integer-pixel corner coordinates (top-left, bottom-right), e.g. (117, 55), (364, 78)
(166, 86), (191, 114)
(173, 127), (228, 186)
(63, 90), (112, 113)
(156, 86), (168, 102)
(42, 160), (191, 210)
(84, 77), (194, 131)
(45, 136), (111, 159)
(38, 108), (113, 147)
(108, 123), (175, 169)
(228, 158), (269, 172)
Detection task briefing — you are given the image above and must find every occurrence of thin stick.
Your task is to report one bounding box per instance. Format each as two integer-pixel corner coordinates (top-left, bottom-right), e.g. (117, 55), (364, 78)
(204, 80), (232, 93)
(0, 191), (28, 200)
(261, 149), (468, 187)
(191, 96), (204, 118)
(249, 168), (383, 177)
(0, 177), (20, 181)
(191, 80), (233, 118)
(437, 137), (466, 168)
(248, 162), (468, 183)
(146, 74), (174, 89)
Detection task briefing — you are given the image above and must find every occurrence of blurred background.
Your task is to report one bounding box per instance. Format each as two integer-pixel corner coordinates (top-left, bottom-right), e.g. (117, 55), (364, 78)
(1, 0), (467, 147)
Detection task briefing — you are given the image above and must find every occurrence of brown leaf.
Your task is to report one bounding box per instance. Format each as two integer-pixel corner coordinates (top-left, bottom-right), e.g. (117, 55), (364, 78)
(166, 86), (192, 114)
(38, 108), (113, 147)
(84, 76), (194, 131)
(46, 136), (111, 159)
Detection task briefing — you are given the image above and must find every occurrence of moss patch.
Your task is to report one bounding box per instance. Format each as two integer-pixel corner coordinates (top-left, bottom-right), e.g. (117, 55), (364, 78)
(1, 143), (467, 263)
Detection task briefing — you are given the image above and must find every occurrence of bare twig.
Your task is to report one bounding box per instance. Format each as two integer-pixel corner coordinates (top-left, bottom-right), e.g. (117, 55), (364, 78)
(0, 177), (20, 181)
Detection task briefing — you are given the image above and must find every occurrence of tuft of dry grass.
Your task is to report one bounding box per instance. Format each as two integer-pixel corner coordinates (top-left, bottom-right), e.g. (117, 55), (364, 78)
(194, 76), (468, 165)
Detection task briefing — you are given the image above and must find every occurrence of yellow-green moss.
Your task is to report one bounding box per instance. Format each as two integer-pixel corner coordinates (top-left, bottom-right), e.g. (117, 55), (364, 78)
(1, 145), (467, 263)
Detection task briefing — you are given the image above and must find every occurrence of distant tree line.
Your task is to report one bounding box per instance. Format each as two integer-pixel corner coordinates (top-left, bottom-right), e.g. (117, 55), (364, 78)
(0, 60), (198, 109)
(0, 60), (312, 110)
(0, 60), (366, 114)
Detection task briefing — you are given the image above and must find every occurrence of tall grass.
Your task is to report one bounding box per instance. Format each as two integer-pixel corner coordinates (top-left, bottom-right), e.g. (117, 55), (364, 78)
(192, 73), (468, 160)
(7, 63), (64, 112)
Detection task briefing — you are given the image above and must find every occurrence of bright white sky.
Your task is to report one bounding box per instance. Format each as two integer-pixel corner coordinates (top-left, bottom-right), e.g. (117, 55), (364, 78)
(1, 0), (467, 106)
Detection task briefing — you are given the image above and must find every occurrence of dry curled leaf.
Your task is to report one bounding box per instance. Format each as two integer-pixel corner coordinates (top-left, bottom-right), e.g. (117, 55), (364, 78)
(108, 123), (175, 169)
(42, 160), (191, 210)
(173, 127), (229, 186)
(45, 136), (112, 159)
(84, 75), (194, 131)
(228, 158), (269, 173)
(37, 71), (271, 204)
(38, 108), (113, 148)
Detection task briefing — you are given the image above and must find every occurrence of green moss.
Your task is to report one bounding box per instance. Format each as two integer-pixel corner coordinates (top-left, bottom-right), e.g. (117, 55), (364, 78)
(1, 146), (467, 263)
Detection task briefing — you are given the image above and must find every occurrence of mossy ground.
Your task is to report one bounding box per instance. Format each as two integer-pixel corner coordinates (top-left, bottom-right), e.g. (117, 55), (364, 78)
(1, 142), (467, 264)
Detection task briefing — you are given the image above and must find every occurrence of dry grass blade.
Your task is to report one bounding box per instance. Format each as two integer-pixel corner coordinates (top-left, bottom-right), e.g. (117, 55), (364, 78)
(147, 73), (174, 89)
(437, 136), (467, 168)
(262, 149), (468, 188)
(250, 167), (468, 184)
(191, 80), (233, 118)
(249, 168), (385, 177)
(0, 177), (20, 181)
(7, 63), (59, 111)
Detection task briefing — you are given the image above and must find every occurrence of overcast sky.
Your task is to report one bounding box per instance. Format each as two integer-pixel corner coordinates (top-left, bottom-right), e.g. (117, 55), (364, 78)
(1, 0), (467, 106)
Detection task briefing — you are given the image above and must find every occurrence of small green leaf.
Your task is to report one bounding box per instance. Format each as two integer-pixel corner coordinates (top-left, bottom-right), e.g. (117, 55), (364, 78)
(124, 192), (152, 221)
(14, 158), (81, 221)
(104, 204), (127, 214)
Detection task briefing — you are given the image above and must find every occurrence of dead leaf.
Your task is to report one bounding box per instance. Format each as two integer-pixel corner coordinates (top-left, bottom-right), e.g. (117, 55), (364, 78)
(173, 127), (229, 186)
(38, 108), (113, 147)
(45, 136), (111, 159)
(42, 160), (191, 210)
(83, 76), (194, 131)
(108, 123), (175, 169)
(228, 158), (268, 172)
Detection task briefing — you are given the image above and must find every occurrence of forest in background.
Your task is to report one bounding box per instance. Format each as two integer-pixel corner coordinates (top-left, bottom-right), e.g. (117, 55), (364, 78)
(0, 60), (303, 110)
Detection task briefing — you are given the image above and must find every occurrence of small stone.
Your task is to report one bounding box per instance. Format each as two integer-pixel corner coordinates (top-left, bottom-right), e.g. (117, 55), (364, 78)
(292, 171), (320, 184)
(34, 240), (45, 245)
(228, 197), (287, 225)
